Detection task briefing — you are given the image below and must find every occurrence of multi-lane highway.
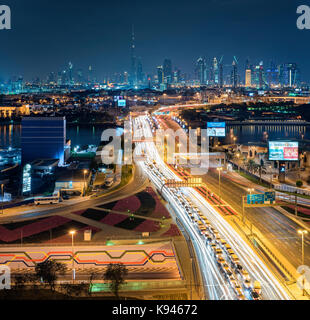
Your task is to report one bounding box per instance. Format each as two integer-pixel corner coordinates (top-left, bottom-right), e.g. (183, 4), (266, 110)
(132, 114), (290, 300)
(159, 115), (310, 269)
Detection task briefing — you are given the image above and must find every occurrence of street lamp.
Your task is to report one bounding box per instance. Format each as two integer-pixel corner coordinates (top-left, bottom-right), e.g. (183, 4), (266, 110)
(83, 170), (88, 196)
(298, 229), (308, 265)
(269, 165), (273, 188)
(298, 229), (308, 295)
(236, 153), (240, 172)
(1, 184), (4, 215)
(69, 230), (76, 283)
(217, 167), (223, 200)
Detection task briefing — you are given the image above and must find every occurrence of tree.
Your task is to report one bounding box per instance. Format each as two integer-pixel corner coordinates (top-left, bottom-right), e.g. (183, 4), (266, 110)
(246, 159), (257, 173)
(103, 263), (128, 299)
(35, 260), (67, 291)
(296, 180), (303, 188)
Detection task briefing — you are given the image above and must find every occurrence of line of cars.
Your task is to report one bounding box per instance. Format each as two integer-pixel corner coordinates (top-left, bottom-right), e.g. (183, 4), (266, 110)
(143, 157), (262, 300)
(171, 189), (262, 301)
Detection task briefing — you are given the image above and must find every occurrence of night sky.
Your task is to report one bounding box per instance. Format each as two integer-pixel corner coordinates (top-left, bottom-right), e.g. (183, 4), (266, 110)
(0, 0), (309, 81)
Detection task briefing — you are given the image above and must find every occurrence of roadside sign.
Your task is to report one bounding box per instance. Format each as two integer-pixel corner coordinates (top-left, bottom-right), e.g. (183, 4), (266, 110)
(247, 192), (276, 205)
(247, 194), (264, 205)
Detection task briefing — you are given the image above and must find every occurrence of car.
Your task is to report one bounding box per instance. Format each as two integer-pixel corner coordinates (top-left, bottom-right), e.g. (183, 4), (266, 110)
(214, 248), (223, 257)
(243, 279), (252, 290)
(239, 270), (250, 281)
(214, 234), (221, 242)
(229, 275), (238, 287)
(204, 234), (213, 242)
(219, 239), (227, 247)
(234, 284), (244, 298)
(210, 243), (217, 252)
(251, 291), (262, 300)
(222, 262), (230, 272)
(224, 266), (233, 278)
(253, 281), (262, 295)
(217, 257), (225, 266)
(224, 243), (232, 251)
(226, 249), (235, 256)
(230, 254), (240, 266)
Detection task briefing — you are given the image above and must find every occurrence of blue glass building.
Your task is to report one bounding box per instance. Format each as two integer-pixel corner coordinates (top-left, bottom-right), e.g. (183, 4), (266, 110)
(21, 117), (66, 165)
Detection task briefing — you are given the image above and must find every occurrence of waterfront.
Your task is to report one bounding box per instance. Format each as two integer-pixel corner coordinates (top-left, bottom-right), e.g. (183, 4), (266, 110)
(1, 123), (310, 150)
(225, 124), (310, 146)
(0, 124), (117, 149)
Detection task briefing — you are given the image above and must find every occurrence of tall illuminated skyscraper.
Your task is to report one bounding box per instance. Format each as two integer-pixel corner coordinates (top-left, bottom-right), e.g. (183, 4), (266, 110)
(196, 57), (206, 85)
(130, 25), (137, 86)
(245, 69), (252, 87)
(157, 66), (164, 84)
(231, 56), (238, 88)
(213, 57), (219, 85)
(163, 59), (172, 84)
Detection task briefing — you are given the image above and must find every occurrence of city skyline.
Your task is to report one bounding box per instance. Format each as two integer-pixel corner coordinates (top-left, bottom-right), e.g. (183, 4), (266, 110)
(0, 0), (309, 81)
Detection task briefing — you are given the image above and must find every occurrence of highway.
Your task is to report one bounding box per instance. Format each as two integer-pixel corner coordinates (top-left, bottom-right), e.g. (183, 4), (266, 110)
(133, 114), (290, 300)
(159, 116), (310, 269)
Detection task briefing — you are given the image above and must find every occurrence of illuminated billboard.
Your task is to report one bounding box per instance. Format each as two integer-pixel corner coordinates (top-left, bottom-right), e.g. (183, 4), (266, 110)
(118, 99), (126, 107)
(207, 122), (226, 137)
(268, 141), (299, 161)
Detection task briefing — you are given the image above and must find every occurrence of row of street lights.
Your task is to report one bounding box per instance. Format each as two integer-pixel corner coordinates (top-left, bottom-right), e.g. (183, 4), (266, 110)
(214, 169), (309, 295)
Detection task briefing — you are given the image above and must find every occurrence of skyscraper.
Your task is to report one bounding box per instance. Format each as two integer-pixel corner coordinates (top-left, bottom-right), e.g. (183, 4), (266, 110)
(130, 25), (137, 87)
(279, 63), (300, 87)
(157, 66), (164, 84)
(163, 59), (172, 84)
(88, 65), (93, 84)
(245, 69), (252, 87)
(196, 57), (206, 85)
(137, 57), (143, 84)
(68, 62), (74, 86)
(219, 56), (224, 87)
(231, 57), (238, 88)
(213, 57), (219, 85)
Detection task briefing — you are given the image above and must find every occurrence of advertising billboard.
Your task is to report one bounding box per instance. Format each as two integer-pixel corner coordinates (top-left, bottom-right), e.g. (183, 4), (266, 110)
(268, 141), (299, 161)
(117, 99), (126, 107)
(207, 122), (226, 137)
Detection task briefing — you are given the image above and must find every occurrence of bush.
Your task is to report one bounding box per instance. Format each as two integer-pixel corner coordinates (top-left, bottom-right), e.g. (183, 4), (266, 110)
(296, 180), (303, 188)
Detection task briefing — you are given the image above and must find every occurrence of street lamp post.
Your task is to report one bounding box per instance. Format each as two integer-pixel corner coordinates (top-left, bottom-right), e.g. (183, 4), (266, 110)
(269, 165), (273, 188)
(1, 184), (4, 215)
(69, 230), (76, 284)
(298, 229), (308, 296)
(217, 167), (223, 201)
(83, 170), (88, 197)
(236, 153), (240, 172)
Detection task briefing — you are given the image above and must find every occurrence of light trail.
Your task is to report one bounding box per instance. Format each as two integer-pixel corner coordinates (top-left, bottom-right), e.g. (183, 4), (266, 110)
(132, 114), (291, 300)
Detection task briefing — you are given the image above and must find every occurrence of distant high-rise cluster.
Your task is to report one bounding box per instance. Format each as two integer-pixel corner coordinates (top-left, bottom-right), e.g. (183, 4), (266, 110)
(192, 55), (301, 90)
(0, 26), (304, 94)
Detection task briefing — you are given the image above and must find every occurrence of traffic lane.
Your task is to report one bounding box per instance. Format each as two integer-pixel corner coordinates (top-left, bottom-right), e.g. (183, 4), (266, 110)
(201, 169), (310, 268)
(0, 165), (148, 224)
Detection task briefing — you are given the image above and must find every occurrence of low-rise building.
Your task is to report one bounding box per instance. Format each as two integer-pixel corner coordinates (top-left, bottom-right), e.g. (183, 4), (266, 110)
(55, 169), (91, 195)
